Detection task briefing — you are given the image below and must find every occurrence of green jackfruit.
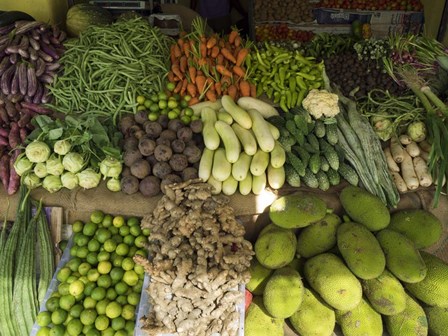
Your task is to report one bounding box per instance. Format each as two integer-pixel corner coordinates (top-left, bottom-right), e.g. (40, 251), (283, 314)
(389, 209), (443, 249)
(289, 288), (335, 336)
(337, 221), (386, 280)
(384, 293), (428, 336)
(336, 298), (383, 336)
(405, 252), (448, 307)
(304, 253), (362, 311)
(255, 226), (297, 269)
(376, 229), (427, 283)
(269, 192), (327, 229)
(246, 259), (274, 295)
(245, 296), (284, 336)
(296, 213), (341, 258)
(361, 269), (406, 315)
(425, 306), (448, 336)
(340, 185), (390, 231)
(263, 267), (304, 319)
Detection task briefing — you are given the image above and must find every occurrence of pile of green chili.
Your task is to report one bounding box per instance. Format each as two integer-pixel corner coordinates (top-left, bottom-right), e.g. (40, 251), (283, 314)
(47, 18), (172, 122)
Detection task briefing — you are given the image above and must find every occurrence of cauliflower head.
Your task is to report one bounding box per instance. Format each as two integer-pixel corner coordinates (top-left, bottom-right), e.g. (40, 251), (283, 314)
(302, 89), (340, 119)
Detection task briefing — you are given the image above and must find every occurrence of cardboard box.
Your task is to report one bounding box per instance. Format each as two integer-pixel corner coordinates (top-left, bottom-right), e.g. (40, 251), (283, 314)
(371, 22), (424, 38)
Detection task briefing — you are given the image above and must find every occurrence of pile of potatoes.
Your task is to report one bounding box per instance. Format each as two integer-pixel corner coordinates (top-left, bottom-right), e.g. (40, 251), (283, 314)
(118, 112), (203, 196)
(245, 187), (448, 336)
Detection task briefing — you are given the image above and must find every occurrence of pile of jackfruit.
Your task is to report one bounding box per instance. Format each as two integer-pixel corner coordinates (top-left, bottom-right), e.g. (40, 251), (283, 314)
(245, 186), (448, 336)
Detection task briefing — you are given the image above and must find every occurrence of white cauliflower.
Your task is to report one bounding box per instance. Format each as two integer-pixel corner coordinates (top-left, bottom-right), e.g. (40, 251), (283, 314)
(302, 89), (340, 119)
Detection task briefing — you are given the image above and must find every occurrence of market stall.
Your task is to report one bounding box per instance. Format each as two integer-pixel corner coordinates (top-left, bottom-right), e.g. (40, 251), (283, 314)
(1, 1), (448, 336)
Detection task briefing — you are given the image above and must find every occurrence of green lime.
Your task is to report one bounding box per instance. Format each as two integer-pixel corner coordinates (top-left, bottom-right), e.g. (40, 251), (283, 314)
(98, 261), (112, 275)
(57, 267), (72, 282)
(69, 304), (83, 318)
(97, 251), (111, 262)
(86, 252), (99, 266)
(126, 217), (140, 227)
(97, 274), (112, 289)
(136, 95), (145, 105)
(149, 103), (160, 113)
(59, 294), (76, 311)
(134, 264), (145, 276)
(112, 255), (124, 268)
(158, 92), (168, 101)
(87, 239), (101, 252)
(80, 308), (98, 326)
(167, 100), (178, 109)
(101, 327), (115, 336)
(64, 314), (74, 326)
(49, 324), (65, 336)
(66, 258), (82, 272)
(114, 282), (129, 296)
(82, 324), (94, 334)
(36, 326), (51, 336)
(167, 111), (178, 120)
(112, 216), (125, 228)
(96, 228), (112, 243)
(78, 262), (92, 276)
(143, 99), (152, 109)
(150, 94), (159, 102)
(76, 246), (89, 259)
(116, 295), (128, 306)
(122, 271), (139, 286)
(58, 282), (71, 296)
(104, 239), (117, 253)
(46, 297), (60, 312)
(121, 305), (135, 320)
(105, 302), (122, 319)
(72, 220), (84, 233)
(180, 99), (189, 108)
(66, 318), (83, 336)
(91, 287), (107, 301)
(95, 315), (110, 331)
(65, 275), (79, 284)
(96, 299), (110, 315)
(135, 249), (148, 258)
(83, 296), (97, 309)
(121, 258), (135, 271)
(148, 112), (159, 121)
(69, 280), (85, 297)
(87, 268), (100, 282)
(83, 281), (96, 296)
(74, 233), (89, 247)
(183, 94), (191, 102)
(127, 246), (138, 258)
(119, 225), (130, 237)
(37, 311), (52, 327)
(110, 267), (125, 283)
(112, 234), (123, 244)
(86, 328), (101, 336)
(90, 210), (105, 224)
(128, 225), (141, 237)
(191, 115), (200, 121)
(115, 330), (128, 336)
(158, 100), (167, 110)
(106, 288), (117, 301)
(133, 279), (144, 293)
(111, 316), (126, 331)
(180, 115), (191, 125)
(116, 243), (129, 257)
(125, 320), (135, 333)
(102, 214), (113, 228)
(83, 222), (98, 237)
(127, 292), (141, 306)
(123, 235), (134, 246)
(166, 82), (176, 92)
(51, 308), (68, 325)
(134, 236), (147, 248)
(142, 228), (150, 236)
(74, 293), (85, 301)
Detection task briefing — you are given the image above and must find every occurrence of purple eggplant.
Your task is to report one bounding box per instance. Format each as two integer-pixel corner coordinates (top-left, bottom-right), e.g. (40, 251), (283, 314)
(9, 53), (17, 65)
(32, 82), (43, 104)
(14, 20), (41, 35)
(0, 57), (10, 76)
(28, 46), (38, 61)
(40, 43), (59, 60)
(37, 50), (53, 63)
(29, 37), (40, 50)
(26, 66), (37, 97)
(18, 62), (27, 96)
(35, 58), (46, 77)
(1, 64), (15, 95)
(10, 66), (19, 95)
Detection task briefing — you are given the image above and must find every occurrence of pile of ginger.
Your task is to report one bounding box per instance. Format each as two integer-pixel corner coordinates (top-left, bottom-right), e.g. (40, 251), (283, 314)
(135, 179), (254, 336)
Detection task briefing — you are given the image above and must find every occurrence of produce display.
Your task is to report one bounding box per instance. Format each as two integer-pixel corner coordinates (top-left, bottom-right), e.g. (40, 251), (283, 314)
(253, 0), (315, 24)
(316, 0), (424, 11)
(136, 179), (254, 335)
(35, 210), (150, 336)
(245, 188), (447, 336)
(0, 185), (54, 336)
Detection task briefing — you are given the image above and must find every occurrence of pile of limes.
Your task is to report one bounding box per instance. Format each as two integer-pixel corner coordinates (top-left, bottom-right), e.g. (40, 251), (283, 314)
(136, 84), (197, 125)
(35, 210), (150, 336)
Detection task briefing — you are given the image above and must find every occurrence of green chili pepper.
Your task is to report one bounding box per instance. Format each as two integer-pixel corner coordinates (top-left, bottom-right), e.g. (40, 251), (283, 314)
(296, 76), (307, 90)
(286, 91), (292, 109)
(291, 91), (298, 107)
(280, 96), (288, 112)
(289, 76), (296, 92)
(298, 72), (316, 81)
(296, 89), (307, 107)
(279, 67), (286, 83)
(274, 91), (281, 104)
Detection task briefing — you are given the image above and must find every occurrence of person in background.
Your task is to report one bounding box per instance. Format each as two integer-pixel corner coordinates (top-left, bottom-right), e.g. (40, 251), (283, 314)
(190, 0), (248, 36)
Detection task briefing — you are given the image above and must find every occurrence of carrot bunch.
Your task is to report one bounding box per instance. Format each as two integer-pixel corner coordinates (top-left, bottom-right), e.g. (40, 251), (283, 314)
(167, 18), (256, 106)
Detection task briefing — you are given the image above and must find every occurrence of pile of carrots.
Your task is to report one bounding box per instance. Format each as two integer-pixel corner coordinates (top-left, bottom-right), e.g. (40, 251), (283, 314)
(167, 19), (256, 105)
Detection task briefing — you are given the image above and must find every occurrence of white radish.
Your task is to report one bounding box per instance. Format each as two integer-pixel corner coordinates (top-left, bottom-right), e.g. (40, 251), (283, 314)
(401, 150), (419, 190)
(390, 135), (405, 163)
(406, 141), (421, 157)
(390, 170), (408, 193)
(413, 156), (433, 187)
(419, 140), (432, 152)
(399, 134), (412, 145)
(384, 147), (400, 172)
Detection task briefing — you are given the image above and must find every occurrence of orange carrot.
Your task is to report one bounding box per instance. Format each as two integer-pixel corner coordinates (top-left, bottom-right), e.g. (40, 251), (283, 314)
(197, 70), (204, 77)
(174, 80), (183, 93)
(216, 65), (233, 77)
(236, 48), (249, 67)
(239, 80), (251, 97)
(211, 46), (220, 58)
(195, 75), (206, 94)
(177, 38), (184, 48)
(183, 41), (191, 56)
(167, 71), (175, 83)
(180, 78), (188, 96)
(221, 76), (232, 86)
(221, 48), (237, 64)
(170, 45), (177, 64)
(216, 54), (225, 65)
(180, 56), (187, 73)
(227, 84), (238, 100)
(187, 83), (197, 97)
(205, 89), (217, 102)
(214, 82), (222, 96)
(234, 35), (242, 48)
(218, 39), (226, 48)
(206, 36), (217, 49)
(233, 65), (246, 78)
(200, 42), (207, 58)
(229, 30), (239, 45)
(188, 96), (200, 106)
(198, 58), (207, 67)
(250, 83), (257, 97)
(171, 64), (183, 80)
(172, 44), (182, 58)
(189, 66), (197, 84)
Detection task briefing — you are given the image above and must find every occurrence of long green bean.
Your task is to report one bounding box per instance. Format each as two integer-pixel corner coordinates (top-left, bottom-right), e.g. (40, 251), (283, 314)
(47, 18), (172, 122)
